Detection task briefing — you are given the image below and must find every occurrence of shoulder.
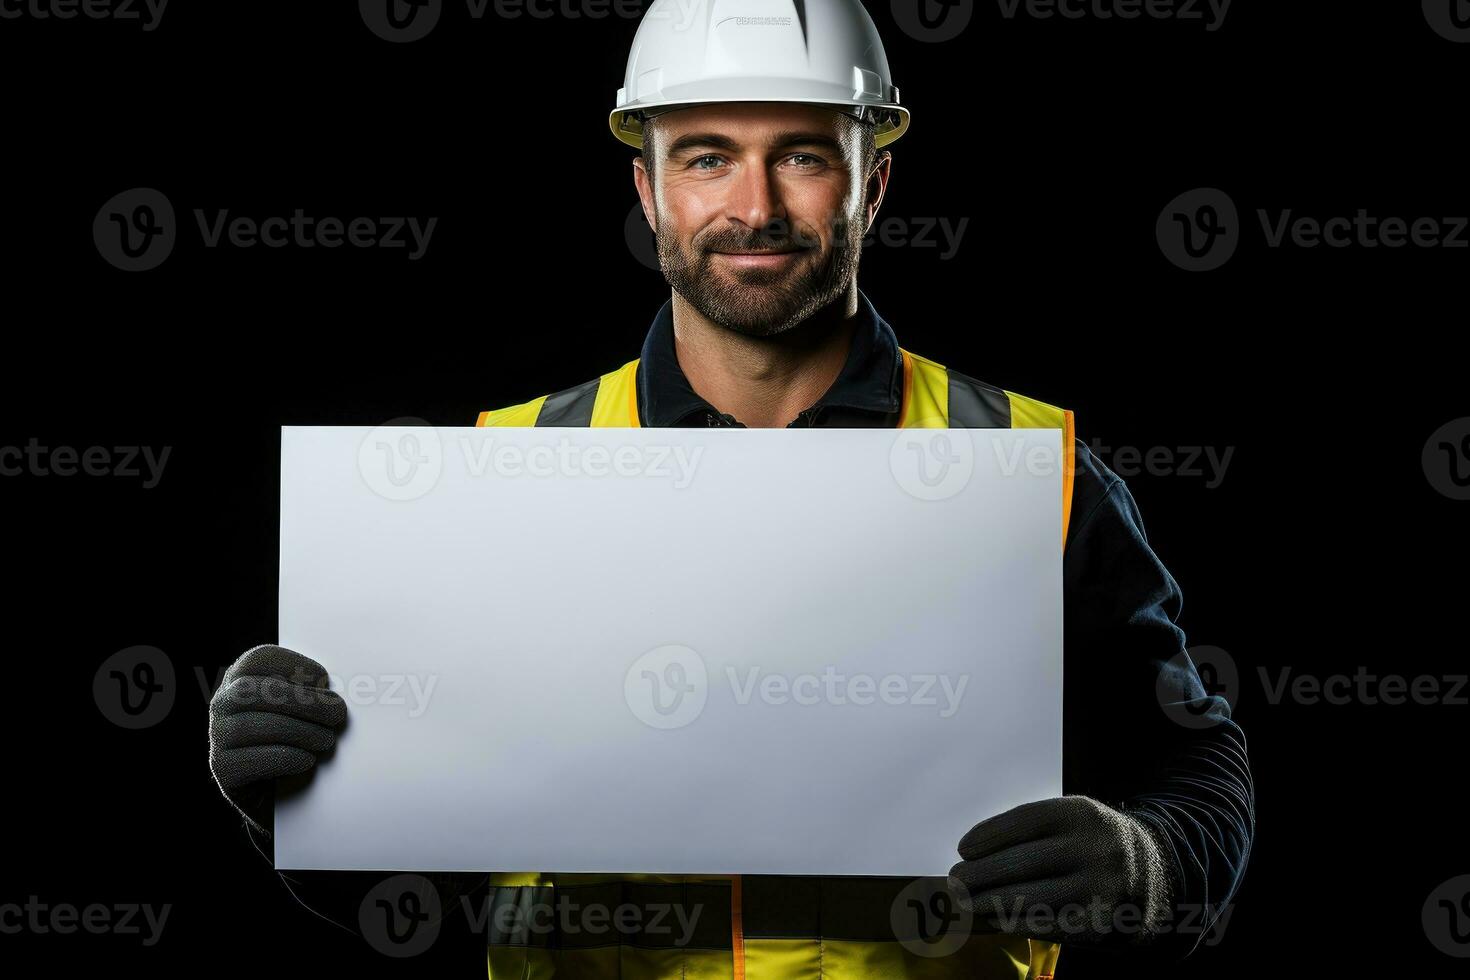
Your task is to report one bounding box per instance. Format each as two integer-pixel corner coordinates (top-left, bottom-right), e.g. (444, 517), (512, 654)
(905, 351), (1070, 430)
(1066, 435), (1141, 550)
(922, 354), (1125, 543)
(476, 361), (637, 427)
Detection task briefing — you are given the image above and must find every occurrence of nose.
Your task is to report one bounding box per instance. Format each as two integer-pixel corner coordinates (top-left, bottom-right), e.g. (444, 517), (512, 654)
(724, 160), (786, 233)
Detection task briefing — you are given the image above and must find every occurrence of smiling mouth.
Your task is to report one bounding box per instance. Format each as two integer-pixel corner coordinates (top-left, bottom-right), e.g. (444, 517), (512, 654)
(713, 249), (802, 255)
(710, 249), (806, 262)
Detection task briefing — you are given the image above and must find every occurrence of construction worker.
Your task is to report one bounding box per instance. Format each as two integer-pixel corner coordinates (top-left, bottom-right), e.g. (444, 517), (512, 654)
(209, 2), (1253, 976)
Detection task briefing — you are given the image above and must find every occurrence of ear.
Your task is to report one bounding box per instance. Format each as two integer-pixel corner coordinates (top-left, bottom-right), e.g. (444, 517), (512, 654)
(865, 150), (893, 231)
(633, 156), (657, 233)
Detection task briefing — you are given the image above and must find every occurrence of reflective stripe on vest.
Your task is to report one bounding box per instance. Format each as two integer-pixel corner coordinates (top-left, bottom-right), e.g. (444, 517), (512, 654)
(473, 349), (1073, 980)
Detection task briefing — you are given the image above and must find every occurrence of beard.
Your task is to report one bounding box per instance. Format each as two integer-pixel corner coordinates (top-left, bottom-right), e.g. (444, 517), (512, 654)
(656, 211), (865, 338)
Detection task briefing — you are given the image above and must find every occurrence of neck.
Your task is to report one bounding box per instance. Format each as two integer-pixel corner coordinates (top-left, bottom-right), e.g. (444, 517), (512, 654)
(669, 287), (860, 428)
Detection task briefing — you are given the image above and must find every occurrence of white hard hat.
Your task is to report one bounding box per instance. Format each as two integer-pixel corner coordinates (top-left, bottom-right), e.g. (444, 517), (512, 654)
(610, 0), (910, 150)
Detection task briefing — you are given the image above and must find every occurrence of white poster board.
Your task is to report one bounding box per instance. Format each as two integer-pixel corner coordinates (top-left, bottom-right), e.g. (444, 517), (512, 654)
(275, 425), (1063, 875)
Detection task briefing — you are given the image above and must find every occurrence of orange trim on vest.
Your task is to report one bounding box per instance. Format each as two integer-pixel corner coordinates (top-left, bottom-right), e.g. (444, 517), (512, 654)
(1061, 410), (1076, 551)
(731, 875), (745, 980)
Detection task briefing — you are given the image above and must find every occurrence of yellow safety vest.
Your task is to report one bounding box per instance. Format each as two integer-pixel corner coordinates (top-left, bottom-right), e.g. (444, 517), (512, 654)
(474, 349), (1076, 980)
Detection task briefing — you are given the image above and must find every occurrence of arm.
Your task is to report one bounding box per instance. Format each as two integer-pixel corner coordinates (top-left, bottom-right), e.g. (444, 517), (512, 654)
(1062, 440), (1254, 955)
(951, 440), (1255, 957)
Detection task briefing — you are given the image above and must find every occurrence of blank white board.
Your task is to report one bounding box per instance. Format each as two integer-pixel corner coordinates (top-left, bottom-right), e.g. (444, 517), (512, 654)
(275, 425), (1063, 875)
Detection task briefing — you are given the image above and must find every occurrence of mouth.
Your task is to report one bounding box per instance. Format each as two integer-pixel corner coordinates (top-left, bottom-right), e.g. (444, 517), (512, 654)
(710, 249), (804, 267)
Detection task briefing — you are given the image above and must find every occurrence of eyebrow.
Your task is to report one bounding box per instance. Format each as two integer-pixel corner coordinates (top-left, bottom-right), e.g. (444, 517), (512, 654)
(664, 131), (847, 159)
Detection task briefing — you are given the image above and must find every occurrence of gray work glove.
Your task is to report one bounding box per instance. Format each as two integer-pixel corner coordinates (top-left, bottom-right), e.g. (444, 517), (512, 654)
(948, 796), (1179, 949)
(209, 644), (347, 833)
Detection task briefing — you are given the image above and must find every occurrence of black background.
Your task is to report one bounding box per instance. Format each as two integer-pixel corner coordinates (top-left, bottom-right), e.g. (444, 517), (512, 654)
(1, 0), (1466, 975)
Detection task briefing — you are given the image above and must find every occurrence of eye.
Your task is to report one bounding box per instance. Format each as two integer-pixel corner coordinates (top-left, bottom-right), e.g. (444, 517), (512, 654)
(787, 153), (825, 169)
(691, 155), (727, 171)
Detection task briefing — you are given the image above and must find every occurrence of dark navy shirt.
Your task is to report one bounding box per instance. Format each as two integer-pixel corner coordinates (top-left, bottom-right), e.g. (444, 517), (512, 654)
(637, 291), (905, 429)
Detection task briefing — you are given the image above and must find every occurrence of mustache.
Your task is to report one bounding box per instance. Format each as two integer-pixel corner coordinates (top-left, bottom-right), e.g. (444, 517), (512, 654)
(696, 223), (827, 254)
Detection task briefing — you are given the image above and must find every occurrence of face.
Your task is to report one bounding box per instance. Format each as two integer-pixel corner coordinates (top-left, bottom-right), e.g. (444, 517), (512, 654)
(633, 102), (889, 337)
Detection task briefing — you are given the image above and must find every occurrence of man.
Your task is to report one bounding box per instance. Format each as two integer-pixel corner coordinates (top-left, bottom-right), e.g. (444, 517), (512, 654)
(209, 2), (1253, 976)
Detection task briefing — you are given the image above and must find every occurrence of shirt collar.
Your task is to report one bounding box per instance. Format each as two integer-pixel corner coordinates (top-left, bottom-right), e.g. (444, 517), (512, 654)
(636, 289), (903, 427)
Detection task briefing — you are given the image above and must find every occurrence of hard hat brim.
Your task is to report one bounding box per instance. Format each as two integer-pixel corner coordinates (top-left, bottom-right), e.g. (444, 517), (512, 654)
(610, 98), (910, 151)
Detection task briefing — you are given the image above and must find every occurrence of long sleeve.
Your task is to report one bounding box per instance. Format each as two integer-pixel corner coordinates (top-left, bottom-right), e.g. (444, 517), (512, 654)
(1061, 439), (1256, 958)
(236, 806), (488, 965)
